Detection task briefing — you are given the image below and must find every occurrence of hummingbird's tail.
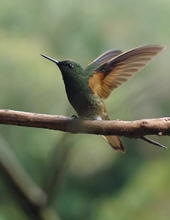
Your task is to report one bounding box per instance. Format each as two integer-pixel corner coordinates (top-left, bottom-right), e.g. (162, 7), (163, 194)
(104, 135), (125, 152)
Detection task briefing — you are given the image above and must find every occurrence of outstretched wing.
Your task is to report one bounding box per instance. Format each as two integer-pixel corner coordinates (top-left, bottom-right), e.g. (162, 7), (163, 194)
(88, 45), (166, 99)
(84, 49), (122, 74)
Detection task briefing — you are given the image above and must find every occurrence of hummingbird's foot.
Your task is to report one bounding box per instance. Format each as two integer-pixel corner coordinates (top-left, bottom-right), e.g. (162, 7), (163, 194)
(71, 115), (78, 119)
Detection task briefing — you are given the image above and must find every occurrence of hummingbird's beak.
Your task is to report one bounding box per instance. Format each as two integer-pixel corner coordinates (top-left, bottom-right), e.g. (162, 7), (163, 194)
(41, 54), (59, 65)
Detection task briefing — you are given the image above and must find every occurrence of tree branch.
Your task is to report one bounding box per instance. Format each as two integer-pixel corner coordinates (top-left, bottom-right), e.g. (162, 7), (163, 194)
(0, 132), (63, 220)
(0, 135), (57, 220)
(0, 109), (170, 138)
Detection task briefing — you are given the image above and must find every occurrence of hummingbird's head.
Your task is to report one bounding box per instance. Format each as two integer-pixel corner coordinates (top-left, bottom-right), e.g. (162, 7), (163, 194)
(57, 60), (83, 77)
(41, 54), (83, 78)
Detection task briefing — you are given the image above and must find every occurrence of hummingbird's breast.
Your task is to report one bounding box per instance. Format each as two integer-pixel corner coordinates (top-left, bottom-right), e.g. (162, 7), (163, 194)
(71, 92), (106, 119)
(64, 76), (106, 119)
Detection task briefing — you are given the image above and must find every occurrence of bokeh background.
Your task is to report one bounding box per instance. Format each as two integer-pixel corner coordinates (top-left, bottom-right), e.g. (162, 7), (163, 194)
(0, 0), (170, 219)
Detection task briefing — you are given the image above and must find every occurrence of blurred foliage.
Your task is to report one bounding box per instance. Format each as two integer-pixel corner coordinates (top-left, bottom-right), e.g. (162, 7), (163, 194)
(0, 0), (170, 219)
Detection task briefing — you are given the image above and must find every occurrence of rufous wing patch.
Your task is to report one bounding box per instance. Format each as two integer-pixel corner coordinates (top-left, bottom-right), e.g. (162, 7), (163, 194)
(88, 72), (104, 96)
(88, 45), (165, 99)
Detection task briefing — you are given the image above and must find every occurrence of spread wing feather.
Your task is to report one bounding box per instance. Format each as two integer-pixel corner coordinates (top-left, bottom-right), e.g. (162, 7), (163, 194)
(84, 49), (122, 74)
(89, 45), (165, 99)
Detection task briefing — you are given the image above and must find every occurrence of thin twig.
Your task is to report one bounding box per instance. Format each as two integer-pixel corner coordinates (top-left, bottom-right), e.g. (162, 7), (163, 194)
(44, 106), (75, 203)
(43, 133), (74, 203)
(140, 136), (167, 149)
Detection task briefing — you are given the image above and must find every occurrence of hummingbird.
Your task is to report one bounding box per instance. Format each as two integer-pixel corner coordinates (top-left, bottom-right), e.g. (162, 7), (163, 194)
(41, 45), (165, 152)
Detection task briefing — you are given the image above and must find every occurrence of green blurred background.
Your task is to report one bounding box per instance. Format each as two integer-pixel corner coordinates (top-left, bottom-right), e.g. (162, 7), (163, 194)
(0, 0), (170, 219)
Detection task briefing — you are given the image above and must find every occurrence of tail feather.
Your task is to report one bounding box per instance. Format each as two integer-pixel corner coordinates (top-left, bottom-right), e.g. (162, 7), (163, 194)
(104, 135), (125, 152)
(95, 115), (125, 152)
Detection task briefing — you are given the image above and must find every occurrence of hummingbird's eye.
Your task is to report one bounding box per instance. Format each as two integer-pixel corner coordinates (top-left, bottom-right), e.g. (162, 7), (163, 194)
(67, 63), (74, 69)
